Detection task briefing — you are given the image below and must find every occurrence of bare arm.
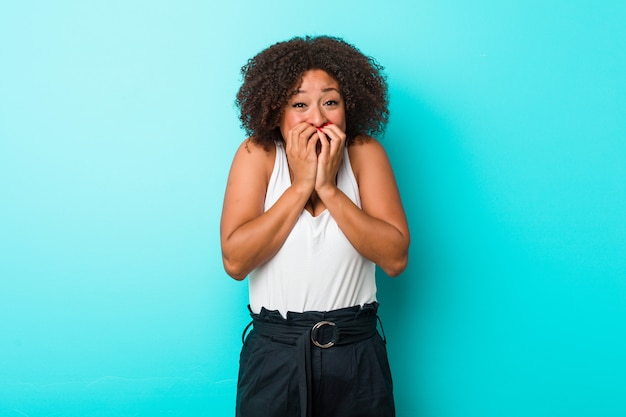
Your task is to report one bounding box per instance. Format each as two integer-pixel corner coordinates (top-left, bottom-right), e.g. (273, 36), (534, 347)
(220, 132), (317, 280)
(316, 136), (410, 276)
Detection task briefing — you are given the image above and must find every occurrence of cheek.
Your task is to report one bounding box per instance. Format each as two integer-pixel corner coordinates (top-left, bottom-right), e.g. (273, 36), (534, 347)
(281, 111), (304, 128)
(279, 114), (299, 138)
(329, 112), (347, 130)
(330, 105), (346, 123)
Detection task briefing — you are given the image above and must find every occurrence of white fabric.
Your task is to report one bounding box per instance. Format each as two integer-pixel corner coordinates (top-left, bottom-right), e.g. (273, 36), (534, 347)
(249, 142), (377, 317)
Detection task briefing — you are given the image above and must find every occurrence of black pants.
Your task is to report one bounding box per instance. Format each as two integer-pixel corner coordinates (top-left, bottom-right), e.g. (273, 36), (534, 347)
(236, 303), (395, 417)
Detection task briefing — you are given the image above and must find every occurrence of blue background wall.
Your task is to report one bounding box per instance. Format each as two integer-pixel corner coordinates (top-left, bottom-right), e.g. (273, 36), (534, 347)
(1, 1), (625, 416)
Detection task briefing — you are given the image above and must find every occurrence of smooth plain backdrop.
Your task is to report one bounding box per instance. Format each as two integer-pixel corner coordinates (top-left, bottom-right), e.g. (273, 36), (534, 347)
(1, 1), (625, 416)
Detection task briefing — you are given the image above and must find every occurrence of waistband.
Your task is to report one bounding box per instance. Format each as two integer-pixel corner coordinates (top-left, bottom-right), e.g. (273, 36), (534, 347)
(242, 302), (384, 417)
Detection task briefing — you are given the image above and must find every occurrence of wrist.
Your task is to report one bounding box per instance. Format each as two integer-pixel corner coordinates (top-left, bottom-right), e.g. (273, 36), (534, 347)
(290, 179), (315, 200)
(315, 183), (338, 202)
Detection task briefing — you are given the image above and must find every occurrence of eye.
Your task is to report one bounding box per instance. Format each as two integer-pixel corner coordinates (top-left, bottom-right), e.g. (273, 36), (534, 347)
(292, 102), (306, 108)
(324, 100), (339, 106)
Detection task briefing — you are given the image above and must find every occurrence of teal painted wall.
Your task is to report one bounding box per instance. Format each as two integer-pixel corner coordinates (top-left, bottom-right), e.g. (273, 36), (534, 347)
(1, 1), (625, 416)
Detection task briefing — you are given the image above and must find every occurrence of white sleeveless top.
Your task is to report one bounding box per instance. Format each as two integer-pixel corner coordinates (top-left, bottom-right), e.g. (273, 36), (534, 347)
(248, 142), (377, 317)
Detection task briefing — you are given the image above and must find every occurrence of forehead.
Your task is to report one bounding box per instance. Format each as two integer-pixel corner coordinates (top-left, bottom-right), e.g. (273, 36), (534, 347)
(294, 69), (340, 93)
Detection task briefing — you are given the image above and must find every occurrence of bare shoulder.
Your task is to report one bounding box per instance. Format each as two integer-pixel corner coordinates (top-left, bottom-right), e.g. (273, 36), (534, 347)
(222, 139), (277, 236)
(347, 135), (403, 212)
(233, 138), (276, 164)
(347, 136), (392, 181)
(229, 138), (276, 183)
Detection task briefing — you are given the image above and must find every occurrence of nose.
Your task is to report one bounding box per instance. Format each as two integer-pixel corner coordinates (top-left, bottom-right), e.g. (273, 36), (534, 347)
(309, 105), (327, 128)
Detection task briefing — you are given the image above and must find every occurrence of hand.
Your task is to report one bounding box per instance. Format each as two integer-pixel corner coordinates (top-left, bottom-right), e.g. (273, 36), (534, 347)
(314, 123), (346, 195)
(284, 122), (319, 195)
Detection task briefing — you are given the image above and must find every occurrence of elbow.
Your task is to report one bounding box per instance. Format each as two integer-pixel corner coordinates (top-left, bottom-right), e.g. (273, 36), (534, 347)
(222, 256), (249, 281)
(380, 246), (409, 277)
(382, 255), (408, 277)
(380, 230), (410, 277)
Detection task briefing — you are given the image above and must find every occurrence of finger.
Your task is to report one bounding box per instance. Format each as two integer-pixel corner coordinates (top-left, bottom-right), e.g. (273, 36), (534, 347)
(315, 128), (329, 157)
(320, 123), (345, 140)
(305, 126), (322, 156)
(285, 123), (304, 147)
(320, 125), (345, 155)
(293, 123), (315, 142)
(316, 126), (329, 143)
(287, 123), (316, 154)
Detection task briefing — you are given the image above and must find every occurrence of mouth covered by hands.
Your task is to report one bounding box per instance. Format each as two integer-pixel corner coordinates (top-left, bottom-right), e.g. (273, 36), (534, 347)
(284, 121), (346, 197)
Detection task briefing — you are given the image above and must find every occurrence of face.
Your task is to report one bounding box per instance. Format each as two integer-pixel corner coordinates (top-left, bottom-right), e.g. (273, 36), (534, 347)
(279, 69), (346, 139)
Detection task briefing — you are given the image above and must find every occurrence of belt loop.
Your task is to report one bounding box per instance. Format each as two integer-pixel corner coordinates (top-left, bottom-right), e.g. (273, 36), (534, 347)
(377, 316), (387, 345)
(241, 320), (254, 345)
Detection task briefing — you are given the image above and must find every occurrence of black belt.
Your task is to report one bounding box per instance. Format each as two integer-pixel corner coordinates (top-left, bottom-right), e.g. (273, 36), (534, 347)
(242, 303), (384, 417)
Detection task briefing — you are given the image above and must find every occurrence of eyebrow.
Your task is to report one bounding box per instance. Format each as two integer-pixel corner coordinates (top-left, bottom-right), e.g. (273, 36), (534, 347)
(294, 87), (341, 94)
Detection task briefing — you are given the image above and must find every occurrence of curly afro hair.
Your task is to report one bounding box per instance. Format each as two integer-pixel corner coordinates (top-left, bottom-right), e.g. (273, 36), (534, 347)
(236, 35), (389, 147)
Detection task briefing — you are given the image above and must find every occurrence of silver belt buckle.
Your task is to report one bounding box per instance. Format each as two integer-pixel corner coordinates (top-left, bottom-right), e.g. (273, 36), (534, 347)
(311, 320), (336, 348)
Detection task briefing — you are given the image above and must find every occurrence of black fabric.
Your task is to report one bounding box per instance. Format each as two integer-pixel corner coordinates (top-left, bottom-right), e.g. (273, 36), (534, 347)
(236, 303), (395, 417)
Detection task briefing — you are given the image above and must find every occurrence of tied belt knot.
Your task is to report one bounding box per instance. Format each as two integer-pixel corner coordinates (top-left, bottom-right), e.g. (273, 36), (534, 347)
(242, 304), (385, 417)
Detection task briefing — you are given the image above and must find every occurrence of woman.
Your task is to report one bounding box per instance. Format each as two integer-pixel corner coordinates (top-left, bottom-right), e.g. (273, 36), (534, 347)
(220, 35), (409, 417)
